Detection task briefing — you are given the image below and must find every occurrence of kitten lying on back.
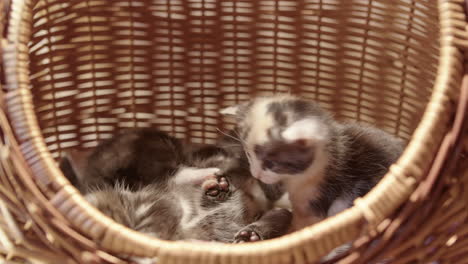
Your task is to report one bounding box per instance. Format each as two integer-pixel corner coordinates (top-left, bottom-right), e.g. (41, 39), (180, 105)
(221, 95), (404, 231)
(60, 128), (291, 243)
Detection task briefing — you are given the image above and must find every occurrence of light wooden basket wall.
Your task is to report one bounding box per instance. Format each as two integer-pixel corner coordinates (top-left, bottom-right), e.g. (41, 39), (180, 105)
(1, 0), (467, 263)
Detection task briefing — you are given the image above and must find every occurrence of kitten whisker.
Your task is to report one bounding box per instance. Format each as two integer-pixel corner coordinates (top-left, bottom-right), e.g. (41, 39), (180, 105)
(233, 130), (243, 142)
(216, 128), (242, 143)
(232, 129), (249, 147)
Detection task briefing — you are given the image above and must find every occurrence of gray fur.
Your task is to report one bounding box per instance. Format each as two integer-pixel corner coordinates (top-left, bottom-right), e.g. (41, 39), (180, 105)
(60, 128), (292, 243)
(310, 122), (404, 218)
(60, 128), (186, 193)
(85, 180), (259, 242)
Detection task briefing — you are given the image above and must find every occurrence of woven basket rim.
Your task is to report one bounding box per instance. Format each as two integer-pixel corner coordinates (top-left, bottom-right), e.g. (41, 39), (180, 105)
(1, 0), (466, 261)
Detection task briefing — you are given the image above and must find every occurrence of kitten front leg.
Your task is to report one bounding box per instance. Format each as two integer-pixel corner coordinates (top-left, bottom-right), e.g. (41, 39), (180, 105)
(234, 208), (292, 243)
(288, 187), (327, 231)
(289, 198), (326, 231)
(172, 167), (230, 200)
(172, 167), (221, 186)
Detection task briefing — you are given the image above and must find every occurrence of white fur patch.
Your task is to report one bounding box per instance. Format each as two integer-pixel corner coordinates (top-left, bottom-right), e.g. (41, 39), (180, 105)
(243, 109), (279, 181)
(172, 167), (220, 186)
(274, 193), (292, 209)
(247, 99), (276, 146)
(281, 118), (328, 143)
(135, 202), (154, 218)
(284, 145), (329, 219)
(248, 182), (269, 211)
(178, 197), (193, 227)
(254, 169), (282, 184)
(248, 153), (262, 174)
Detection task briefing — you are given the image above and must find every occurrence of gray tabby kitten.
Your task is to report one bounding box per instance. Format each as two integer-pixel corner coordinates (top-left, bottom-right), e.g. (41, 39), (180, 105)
(221, 95), (404, 232)
(60, 128), (291, 243)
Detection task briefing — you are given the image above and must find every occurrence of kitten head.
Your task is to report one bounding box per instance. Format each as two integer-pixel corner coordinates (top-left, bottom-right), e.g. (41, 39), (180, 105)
(221, 95), (332, 185)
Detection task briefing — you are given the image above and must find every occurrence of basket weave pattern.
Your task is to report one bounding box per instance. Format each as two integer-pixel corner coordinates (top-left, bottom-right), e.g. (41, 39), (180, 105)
(0, 0), (467, 263)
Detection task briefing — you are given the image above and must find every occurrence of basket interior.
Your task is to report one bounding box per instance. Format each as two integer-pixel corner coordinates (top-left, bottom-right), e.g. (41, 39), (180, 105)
(3, 0), (457, 261)
(26, 0), (439, 160)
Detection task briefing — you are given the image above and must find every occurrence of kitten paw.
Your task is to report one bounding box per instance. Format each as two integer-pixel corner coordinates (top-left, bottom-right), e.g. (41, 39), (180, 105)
(234, 229), (261, 243)
(202, 175), (229, 200)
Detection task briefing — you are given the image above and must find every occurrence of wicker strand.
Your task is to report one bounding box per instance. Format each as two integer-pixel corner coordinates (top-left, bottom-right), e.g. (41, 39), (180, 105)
(1, 0), (468, 263)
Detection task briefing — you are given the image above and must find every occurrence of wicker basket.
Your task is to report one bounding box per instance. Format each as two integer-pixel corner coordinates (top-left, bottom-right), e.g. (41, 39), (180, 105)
(1, 0), (467, 263)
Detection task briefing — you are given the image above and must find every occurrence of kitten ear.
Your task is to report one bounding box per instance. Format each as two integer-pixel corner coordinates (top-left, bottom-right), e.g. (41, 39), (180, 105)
(220, 105), (239, 116)
(281, 118), (329, 145)
(220, 102), (249, 116)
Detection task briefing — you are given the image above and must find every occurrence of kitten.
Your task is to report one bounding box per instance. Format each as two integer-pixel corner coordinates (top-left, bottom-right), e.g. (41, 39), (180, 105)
(221, 95), (405, 231)
(187, 139), (291, 242)
(61, 128), (186, 193)
(60, 128), (292, 243)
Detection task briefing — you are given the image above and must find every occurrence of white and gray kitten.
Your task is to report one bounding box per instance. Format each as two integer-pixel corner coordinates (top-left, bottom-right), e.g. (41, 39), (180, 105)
(221, 94), (404, 232)
(60, 128), (292, 243)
